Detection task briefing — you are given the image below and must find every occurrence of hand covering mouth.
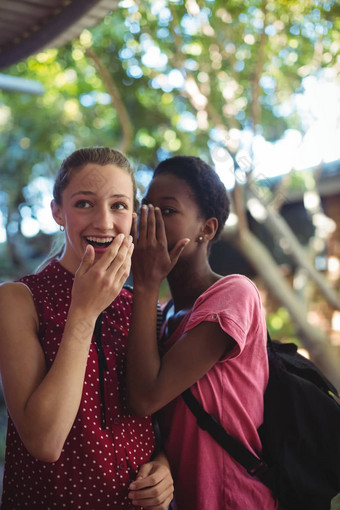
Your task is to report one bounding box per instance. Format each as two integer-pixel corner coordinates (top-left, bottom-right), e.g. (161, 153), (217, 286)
(86, 236), (114, 247)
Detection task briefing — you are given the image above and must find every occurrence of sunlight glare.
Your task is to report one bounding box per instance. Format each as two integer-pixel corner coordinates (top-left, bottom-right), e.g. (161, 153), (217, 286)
(21, 217), (40, 238)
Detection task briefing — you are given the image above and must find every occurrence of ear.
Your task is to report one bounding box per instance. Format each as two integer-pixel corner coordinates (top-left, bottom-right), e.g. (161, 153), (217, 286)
(203, 217), (218, 241)
(51, 199), (64, 228)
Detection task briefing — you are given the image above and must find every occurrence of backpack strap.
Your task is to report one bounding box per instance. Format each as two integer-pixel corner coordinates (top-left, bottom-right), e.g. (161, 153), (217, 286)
(182, 326), (269, 476)
(172, 300), (267, 476)
(182, 390), (268, 477)
(162, 298), (174, 322)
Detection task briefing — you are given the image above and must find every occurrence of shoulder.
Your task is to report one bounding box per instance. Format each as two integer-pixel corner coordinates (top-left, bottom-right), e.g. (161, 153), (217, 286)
(198, 274), (261, 304)
(0, 281), (33, 302)
(0, 281), (38, 326)
(219, 274), (260, 297)
(191, 275), (264, 333)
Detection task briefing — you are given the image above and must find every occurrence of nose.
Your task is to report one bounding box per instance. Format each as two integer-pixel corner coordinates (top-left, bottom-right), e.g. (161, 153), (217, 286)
(92, 204), (113, 231)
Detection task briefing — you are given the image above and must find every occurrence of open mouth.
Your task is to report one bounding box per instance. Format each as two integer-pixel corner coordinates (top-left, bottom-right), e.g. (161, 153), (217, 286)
(86, 236), (114, 248)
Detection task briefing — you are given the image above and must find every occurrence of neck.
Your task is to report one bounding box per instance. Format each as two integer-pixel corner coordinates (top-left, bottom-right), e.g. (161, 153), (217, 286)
(167, 257), (221, 311)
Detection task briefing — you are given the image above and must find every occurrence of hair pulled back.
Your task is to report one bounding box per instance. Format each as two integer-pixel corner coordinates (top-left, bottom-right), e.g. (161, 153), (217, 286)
(153, 156), (230, 242)
(53, 147), (138, 211)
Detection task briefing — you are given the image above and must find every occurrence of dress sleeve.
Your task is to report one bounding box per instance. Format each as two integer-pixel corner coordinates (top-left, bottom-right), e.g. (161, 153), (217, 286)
(183, 275), (265, 358)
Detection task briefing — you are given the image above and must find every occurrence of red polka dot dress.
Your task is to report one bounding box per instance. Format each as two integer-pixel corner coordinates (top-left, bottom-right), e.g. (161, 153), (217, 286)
(1, 260), (155, 510)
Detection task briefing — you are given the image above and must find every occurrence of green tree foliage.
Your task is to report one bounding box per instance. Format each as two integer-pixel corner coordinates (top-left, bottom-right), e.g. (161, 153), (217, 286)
(0, 0), (339, 277)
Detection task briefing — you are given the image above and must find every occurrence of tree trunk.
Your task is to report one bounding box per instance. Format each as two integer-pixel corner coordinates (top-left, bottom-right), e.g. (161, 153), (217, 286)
(247, 185), (340, 310)
(85, 48), (133, 154)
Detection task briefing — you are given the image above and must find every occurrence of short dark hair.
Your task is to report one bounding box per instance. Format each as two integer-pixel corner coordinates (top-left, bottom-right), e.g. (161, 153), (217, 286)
(153, 155), (230, 242)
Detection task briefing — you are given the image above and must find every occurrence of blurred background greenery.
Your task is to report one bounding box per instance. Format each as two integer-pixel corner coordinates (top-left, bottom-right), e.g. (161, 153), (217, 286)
(1, 0), (340, 278)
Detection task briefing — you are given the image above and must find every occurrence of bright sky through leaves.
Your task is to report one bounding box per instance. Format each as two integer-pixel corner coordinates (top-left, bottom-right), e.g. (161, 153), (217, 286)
(0, 0), (339, 242)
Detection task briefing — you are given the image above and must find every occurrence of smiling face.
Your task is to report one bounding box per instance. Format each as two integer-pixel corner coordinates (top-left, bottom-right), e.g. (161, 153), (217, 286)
(144, 173), (206, 253)
(51, 163), (134, 273)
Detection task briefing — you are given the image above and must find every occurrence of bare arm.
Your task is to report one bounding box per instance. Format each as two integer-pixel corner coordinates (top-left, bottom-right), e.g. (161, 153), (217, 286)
(127, 206), (235, 416)
(0, 234), (133, 462)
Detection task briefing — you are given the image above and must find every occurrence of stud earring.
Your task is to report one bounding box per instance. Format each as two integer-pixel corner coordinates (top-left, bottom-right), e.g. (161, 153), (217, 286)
(197, 235), (204, 243)
(59, 225), (65, 232)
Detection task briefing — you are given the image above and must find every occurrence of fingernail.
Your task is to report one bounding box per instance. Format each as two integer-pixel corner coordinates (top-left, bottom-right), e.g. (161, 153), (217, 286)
(141, 204), (147, 210)
(117, 233), (124, 241)
(128, 235), (133, 243)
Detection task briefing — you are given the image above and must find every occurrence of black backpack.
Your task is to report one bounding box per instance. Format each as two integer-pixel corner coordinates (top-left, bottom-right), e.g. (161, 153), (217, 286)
(182, 335), (340, 510)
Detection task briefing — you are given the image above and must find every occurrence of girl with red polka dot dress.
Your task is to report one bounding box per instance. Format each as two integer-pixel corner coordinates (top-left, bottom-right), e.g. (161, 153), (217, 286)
(0, 148), (174, 510)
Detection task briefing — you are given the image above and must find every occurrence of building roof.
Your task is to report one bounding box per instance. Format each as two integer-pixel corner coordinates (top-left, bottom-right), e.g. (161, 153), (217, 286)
(0, 0), (117, 70)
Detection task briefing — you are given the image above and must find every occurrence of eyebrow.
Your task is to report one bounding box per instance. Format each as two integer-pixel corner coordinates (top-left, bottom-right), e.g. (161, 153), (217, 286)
(142, 196), (179, 204)
(71, 191), (131, 201)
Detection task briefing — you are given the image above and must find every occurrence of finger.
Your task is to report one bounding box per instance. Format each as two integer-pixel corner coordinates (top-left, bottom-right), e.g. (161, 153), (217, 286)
(92, 233), (125, 270)
(154, 207), (167, 244)
(140, 489), (174, 509)
(75, 244), (95, 276)
(133, 461), (152, 482)
(130, 484), (174, 508)
(131, 213), (138, 243)
(129, 473), (171, 496)
(129, 462), (159, 491)
(138, 204), (148, 243)
(106, 235), (133, 276)
(147, 204), (156, 240)
(112, 243), (133, 288)
(146, 492), (174, 510)
(169, 238), (190, 266)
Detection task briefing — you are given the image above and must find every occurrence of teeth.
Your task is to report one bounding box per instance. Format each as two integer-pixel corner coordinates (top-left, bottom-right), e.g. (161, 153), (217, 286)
(86, 236), (113, 243)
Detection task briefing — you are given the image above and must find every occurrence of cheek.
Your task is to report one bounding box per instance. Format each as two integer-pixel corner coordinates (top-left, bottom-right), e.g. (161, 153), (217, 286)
(161, 219), (171, 237)
(163, 225), (177, 248)
(163, 218), (182, 238)
(120, 214), (133, 234)
(67, 214), (86, 229)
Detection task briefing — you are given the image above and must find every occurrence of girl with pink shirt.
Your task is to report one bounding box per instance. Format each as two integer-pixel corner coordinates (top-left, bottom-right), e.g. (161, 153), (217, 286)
(127, 155), (278, 510)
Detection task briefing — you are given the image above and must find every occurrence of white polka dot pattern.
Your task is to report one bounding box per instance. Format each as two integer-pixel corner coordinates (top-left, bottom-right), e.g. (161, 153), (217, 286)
(1, 260), (155, 509)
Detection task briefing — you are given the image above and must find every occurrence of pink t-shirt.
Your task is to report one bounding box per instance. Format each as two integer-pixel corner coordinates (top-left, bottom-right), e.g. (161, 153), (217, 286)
(158, 275), (278, 510)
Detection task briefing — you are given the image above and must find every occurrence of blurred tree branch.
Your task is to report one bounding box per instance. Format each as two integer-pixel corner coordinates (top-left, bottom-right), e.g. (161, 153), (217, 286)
(85, 47), (133, 154)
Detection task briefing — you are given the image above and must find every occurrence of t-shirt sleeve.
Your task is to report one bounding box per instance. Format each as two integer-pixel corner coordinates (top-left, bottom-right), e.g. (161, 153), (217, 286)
(183, 275), (264, 359)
